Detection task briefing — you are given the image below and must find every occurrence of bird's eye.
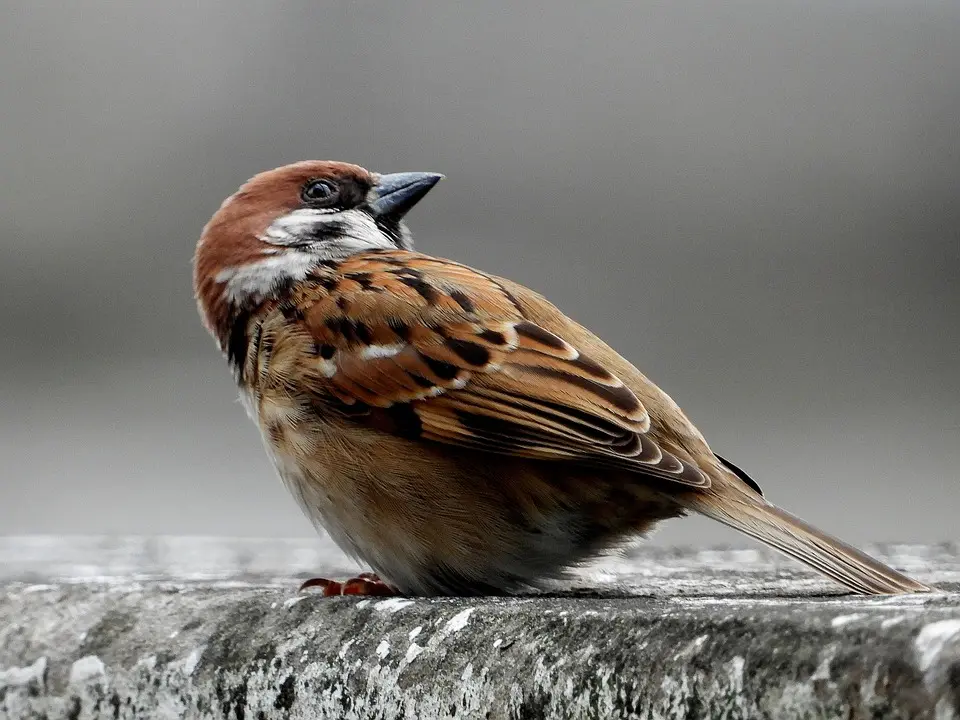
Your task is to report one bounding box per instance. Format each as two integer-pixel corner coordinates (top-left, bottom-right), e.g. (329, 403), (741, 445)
(301, 179), (339, 204)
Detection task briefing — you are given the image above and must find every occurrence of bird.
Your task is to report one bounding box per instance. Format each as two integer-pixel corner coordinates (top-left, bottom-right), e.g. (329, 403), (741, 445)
(193, 160), (930, 597)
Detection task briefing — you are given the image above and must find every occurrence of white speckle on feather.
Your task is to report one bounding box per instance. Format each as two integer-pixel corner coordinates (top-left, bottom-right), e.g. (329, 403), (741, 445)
(338, 639), (355, 659)
(318, 358), (337, 377)
(375, 639), (390, 659)
(461, 662), (474, 681)
(881, 616), (907, 629)
(408, 626), (422, 641)
(361, 344), (404, 360)
(283, 596), (308, 609)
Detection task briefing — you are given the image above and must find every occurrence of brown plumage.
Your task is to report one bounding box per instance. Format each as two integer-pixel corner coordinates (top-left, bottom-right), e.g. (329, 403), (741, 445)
(193, 160), (931, 596)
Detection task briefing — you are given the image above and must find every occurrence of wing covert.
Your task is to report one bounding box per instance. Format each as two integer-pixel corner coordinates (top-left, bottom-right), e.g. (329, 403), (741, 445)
(269, 249), (709, 489)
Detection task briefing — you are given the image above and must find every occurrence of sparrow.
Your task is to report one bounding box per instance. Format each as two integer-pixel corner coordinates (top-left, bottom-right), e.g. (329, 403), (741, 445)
(193, 160), (930, 597)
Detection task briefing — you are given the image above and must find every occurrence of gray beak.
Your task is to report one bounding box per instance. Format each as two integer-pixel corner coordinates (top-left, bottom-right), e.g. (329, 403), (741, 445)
(368, 172), (443, 218)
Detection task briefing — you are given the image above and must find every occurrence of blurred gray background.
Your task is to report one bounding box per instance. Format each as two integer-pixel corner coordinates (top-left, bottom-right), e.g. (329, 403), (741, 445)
(2, 1), (957, 548)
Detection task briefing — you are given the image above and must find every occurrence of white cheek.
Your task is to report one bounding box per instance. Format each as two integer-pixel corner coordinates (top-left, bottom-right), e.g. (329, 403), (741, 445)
(266, 208), (395, 256)
(215, 209), (399, 307)
(215, 252), (315, 305)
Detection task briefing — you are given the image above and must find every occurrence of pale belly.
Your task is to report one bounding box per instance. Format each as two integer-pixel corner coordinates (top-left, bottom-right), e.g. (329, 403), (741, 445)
(244, 388), (677, 595)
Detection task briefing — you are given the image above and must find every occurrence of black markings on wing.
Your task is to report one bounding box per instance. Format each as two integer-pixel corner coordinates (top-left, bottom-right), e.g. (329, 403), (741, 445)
(290, 252), (710, 489)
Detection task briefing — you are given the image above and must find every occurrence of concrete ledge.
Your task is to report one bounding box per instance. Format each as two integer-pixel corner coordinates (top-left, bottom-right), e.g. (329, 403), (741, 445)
(1, 537), (958, 719)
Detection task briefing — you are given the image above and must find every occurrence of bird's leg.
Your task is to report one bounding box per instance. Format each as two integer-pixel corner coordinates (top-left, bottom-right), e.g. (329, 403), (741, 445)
(298, 572), (398, 597)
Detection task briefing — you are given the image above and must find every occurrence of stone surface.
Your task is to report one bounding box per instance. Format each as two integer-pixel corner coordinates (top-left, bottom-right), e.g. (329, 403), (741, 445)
(1, 537), (959, 719)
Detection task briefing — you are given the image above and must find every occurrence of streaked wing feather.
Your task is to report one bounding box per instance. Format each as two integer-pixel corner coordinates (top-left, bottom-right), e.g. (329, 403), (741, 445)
(285, 250), (709, 489)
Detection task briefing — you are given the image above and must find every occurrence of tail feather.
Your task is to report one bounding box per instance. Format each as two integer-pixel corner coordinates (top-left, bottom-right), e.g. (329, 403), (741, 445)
(682, 491), (931, 595)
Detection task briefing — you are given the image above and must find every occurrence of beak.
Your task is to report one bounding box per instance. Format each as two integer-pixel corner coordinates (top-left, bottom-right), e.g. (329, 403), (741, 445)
(368, 172), (443, 218)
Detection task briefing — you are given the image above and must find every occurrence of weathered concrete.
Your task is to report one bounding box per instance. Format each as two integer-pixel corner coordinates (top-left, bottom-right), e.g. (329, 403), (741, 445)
(1, 537), (958, 719)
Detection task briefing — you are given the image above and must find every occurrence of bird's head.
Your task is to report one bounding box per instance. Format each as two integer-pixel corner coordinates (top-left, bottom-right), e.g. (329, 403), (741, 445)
(193, 160), (442, 348)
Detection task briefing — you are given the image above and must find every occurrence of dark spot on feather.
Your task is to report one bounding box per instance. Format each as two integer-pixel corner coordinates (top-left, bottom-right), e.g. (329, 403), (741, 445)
(398, 275), (440, 303)
(227, 310), (251, 380)
(354, 321), (373, 344)
(419, 354), (461, 380)
(490, 281), (526, 316)
(445, 339), (491, 367)
(514, 322), (568, 351)
(295, 220), (347, 246)
(324, 396), (371, 418)
(279, 303), (305, 321)
(387, 319), (410, 341)
(568, 354), (615, 380)
(257, 334), (274, 362)
(336, 296), (349, 311)
(315, 276), (339, 292)
(454, 409), (519, 441)
(392, 266), (422, 278)
(369, 404), (422, 439)
(271, 276), (297, 296)
(407, 373), (436, 389)
(450, 290), (476, 313)
(326, 317), (355, 343)
(345, 272), (373, 289)
(526, 367), (643, 415)
(478, 329), (507, 345)
(318, 344), (336, 359)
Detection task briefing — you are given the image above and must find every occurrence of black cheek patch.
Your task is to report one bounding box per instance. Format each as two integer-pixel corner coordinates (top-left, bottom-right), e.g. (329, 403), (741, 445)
(227, 310), (252, 380)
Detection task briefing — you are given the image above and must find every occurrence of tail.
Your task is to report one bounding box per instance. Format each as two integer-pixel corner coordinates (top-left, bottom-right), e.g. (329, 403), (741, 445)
(681, 487), (932, 595)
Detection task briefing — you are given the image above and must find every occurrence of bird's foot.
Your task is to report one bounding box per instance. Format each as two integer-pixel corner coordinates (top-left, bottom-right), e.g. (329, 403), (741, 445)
(298, 572), (398, 597)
